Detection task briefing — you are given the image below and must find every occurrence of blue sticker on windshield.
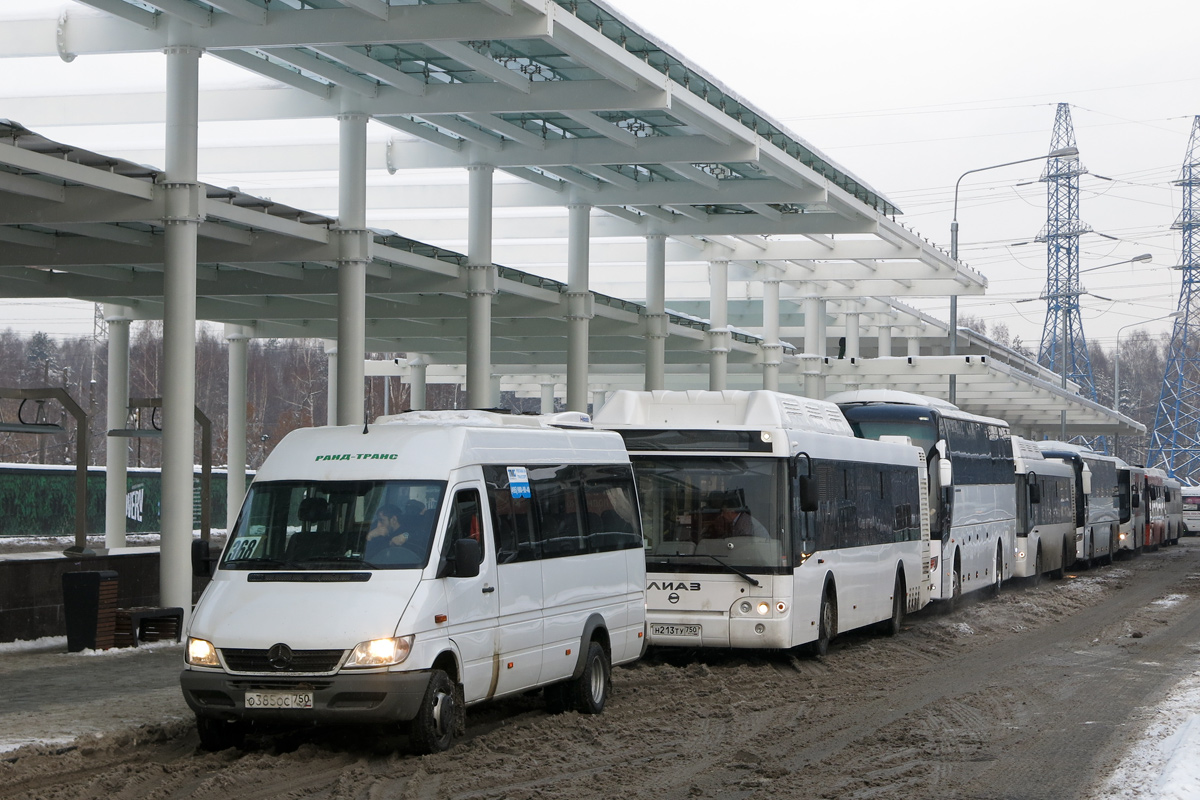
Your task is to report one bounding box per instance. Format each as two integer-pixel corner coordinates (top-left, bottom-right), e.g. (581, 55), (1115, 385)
(508, 466), (531, 499)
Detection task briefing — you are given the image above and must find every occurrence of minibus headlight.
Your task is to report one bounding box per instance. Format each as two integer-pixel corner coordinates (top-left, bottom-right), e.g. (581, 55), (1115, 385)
(346, 635), (414, 668)
(756, 602), (770, 616)
(186, 637), (219, 667)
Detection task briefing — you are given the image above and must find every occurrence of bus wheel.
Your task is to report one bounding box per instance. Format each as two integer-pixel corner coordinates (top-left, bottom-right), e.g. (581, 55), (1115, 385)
(411, 670), (459, 754)
(947, 561), (962, 613)
(1054, 540), (1072, 579)
(1031, 547), (1043, 587)
(881, 572), (905, 636)
(990, 548), (1003, 599)
(809, 592), (836, 657)
(572, 641), (611, 715)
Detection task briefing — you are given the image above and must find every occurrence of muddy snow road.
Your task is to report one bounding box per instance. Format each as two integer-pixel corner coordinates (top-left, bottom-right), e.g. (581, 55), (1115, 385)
(4, 541), (1200, 800)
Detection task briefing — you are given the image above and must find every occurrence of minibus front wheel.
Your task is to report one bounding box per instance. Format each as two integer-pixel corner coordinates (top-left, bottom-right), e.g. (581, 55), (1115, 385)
(410, 670), (460, 754)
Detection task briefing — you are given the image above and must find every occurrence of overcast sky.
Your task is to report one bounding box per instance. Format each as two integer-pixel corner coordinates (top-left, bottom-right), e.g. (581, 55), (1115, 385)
(606, 0), (1199, 350)
(2, 0), (1198, 351)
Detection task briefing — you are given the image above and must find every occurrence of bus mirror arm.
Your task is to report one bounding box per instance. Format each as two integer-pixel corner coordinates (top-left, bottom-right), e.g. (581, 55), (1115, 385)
(1027, 471), (1041, 504)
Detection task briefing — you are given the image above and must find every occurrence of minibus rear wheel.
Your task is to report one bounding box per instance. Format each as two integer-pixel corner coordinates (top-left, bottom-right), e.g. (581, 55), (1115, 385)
(572, 641), (611, 715)
(411, 670), (458, 754)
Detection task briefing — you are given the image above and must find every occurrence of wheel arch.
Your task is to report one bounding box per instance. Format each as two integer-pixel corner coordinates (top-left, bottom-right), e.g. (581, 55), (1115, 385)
(569, 613), (610, 680)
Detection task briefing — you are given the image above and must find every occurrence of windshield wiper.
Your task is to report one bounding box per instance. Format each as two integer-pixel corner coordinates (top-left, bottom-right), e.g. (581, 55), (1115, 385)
(225, 556), (285, 568)
(653, 552), (761, 587)
(291, 555), (379, 569)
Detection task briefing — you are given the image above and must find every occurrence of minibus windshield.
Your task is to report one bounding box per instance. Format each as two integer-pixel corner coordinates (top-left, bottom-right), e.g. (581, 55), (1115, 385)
(222, 480), (446, 570)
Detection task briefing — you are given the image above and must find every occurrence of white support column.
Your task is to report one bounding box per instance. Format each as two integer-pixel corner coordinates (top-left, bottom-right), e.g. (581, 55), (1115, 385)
(644, 234), (667, 391)
(490, 374), (502, 408)
(336, 112), (369, 426)
(466, 164), (496, 409)
(708, 260), (730, 391)
(907, 334), (921, 358)
(593, 389), (608, 412)
(324, 340), (338, 425)
(225, 324), (251, 532)
(566, 204), (592, 412)
(409, 355), (428, 410)
(762, 279), (782, 392)
(104, 305), (132, 549)
(160, 39), (203, 619)
(541, 382), (556, 413)
(802, 296), (828, 398)
(804, 296), (821, 356)
(878, 325), (893, 358)
(845, 302), (861, 360)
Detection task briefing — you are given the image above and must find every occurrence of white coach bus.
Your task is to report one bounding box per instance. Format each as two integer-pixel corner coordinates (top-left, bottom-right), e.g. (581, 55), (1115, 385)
(593, 390), (931, 656)
(830, 390), (1017, 605)
(1036, 442), (1121, 568)
(1011, 437), (1077, 583)
(181, 411), (645, 753)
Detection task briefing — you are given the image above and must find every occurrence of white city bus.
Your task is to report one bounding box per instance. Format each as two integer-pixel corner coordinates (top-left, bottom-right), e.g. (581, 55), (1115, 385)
(1011, 437), (1076, 584)
(593, 390), (931, 656)
(1182, 485), (1200, 535)
(1036, 442), (1121, 568)
(830, 390), (1017, 605)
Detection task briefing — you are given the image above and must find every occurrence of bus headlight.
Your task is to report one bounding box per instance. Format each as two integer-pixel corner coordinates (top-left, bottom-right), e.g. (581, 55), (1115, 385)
(345, 635), (414, 668)
(186, 637), (219, 667)
(757, 602), (770, 616)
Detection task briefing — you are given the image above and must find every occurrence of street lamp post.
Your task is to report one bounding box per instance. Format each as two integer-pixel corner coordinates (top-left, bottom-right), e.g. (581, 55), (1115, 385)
(949, 146), (1079, 405)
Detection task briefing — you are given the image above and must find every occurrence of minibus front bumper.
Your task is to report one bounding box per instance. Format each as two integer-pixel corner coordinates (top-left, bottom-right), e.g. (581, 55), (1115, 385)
(180, 668), (431, 724)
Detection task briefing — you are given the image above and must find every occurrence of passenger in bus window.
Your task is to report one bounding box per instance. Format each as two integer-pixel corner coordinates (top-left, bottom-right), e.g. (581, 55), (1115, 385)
(702, 491), (769, 539)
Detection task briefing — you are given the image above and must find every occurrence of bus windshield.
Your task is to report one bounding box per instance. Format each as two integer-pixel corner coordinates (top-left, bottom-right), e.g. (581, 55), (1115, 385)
(222, 480), (446, 570)
(839, 404), (939, 454)
(631, 456), (790, 574)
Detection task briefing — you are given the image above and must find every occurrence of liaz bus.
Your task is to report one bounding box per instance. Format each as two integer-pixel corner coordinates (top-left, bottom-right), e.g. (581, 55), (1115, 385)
(593, 390), (931, 656)
(1036, 442), (1121, 568)
(1011, 437), (1076, 584)
(829, 390), (1017, 606)
(1182, 485), (1200, 535)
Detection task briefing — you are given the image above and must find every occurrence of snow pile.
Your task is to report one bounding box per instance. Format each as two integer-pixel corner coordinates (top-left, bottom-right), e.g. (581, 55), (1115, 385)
(1094, 663), (1200, 799)
(1151, 594), (1189, 610)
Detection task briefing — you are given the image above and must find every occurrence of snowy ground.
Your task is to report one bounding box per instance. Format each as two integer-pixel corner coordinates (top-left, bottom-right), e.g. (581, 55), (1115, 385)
(1094, 656), (1200, 800)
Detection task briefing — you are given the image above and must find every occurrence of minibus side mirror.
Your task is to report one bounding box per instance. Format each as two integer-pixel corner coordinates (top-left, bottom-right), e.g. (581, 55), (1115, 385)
(798, 475), (819, 513)
(1132, 492), (1140, 508)
(192, 539), (217, 578)
(452, 538), (482, 579)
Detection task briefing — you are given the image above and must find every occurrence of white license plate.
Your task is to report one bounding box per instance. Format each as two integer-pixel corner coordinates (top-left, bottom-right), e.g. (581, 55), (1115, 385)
(651, 624), (701, 638)
(244, 691), (313, 709)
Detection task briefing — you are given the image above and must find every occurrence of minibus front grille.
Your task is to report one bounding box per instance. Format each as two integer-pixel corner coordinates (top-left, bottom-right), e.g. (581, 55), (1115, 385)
(221, 648), (346, 674)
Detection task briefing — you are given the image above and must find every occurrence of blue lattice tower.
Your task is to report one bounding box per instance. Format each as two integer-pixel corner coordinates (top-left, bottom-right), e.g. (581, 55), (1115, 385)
(1149, 116), (1200, 481)
(1037, 104), (1095, 402)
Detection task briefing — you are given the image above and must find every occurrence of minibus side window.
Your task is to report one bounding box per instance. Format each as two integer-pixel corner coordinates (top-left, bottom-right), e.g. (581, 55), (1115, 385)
(580, 465), (642, 552)
(530, 465), (586, 558)
(483, 466), (539, 563)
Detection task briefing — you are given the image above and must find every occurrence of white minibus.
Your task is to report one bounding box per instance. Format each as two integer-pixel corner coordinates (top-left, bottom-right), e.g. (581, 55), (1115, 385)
(181, 411), (646, 752)
(594, 390), (931, 656)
